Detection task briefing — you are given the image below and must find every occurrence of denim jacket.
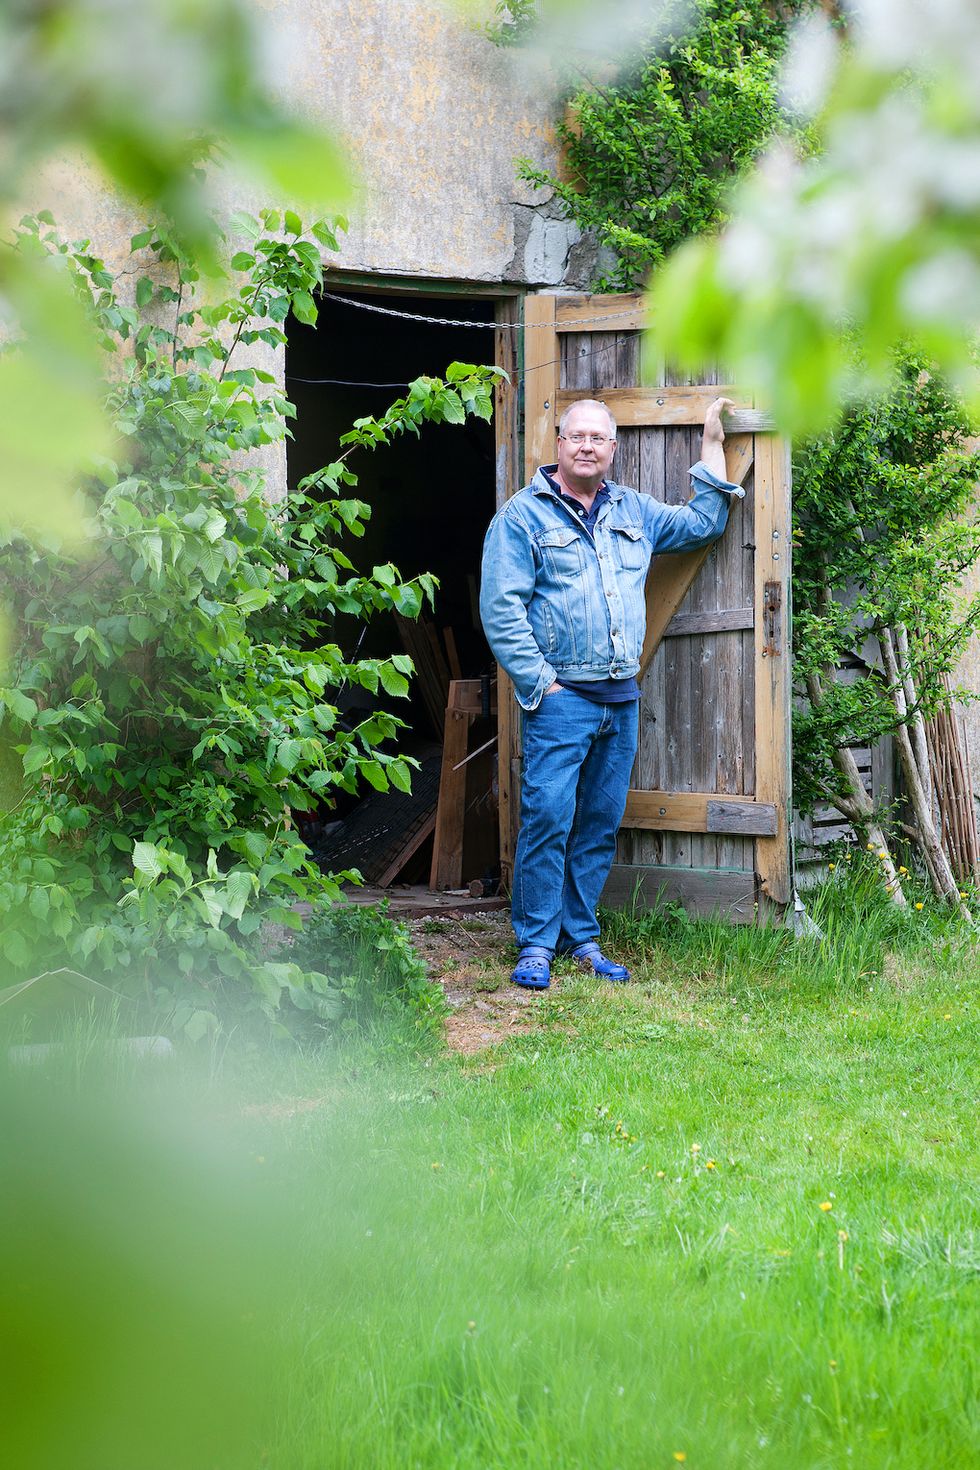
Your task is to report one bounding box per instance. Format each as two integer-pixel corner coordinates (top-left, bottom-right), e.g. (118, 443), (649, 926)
(480, 461), (744, 710)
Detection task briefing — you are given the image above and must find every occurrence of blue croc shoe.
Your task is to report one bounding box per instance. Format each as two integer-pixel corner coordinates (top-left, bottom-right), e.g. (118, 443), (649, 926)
(511, 946), (552, 990)
(570, 942), (630, 983)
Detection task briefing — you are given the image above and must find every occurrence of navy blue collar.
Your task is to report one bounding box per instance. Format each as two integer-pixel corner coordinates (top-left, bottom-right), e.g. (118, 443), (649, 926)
(540, 468), (609, 512)
(534, 465), (624, 503)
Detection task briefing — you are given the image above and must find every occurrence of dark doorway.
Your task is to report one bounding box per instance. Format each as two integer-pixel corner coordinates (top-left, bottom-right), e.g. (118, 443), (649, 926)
(286, 288), (501, 890)
(287, 289), (497, 679)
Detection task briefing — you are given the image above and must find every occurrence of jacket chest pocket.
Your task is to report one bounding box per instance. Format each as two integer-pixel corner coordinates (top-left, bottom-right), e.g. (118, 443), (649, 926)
(537, 526), (586, 580)
(609, 524), (649, 571)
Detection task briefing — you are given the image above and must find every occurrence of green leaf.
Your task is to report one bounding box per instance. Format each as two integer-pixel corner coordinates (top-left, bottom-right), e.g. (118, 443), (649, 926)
(128, 614), (156, 643)
(184, 1009), (218, 1043)
(232, 123), (350, 210)
(22, 744), (49, 775)
(284, 210), (302, 237)
(113, 497), (144, 531)
(132, 841), (163, 880)
(387, 758), (413, 793)
(379, 665), (410, 698)
(28, 887), (50, 920)
(236, 587), (270, 614)
(223, 870), (253, 921)
(230, 251), (256, 271)
(276, 738), (302, 772)
(3, 689), (38, 723)
(135, 277), (154, 308)
(144, 533), (163, 576)
(290, 290), (318, 326)
(360, 760), (389, 792)
(170, 401), (206, 435)
(203, 510), (227, 543)
(438, 391), (466, 425)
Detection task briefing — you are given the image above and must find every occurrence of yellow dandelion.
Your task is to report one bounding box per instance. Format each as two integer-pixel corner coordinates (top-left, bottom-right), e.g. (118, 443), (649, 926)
(673, 1455), (687, 1464)
(915, 902), (924, 911)
(867, 842), (874, 851)
(656, 1170), (666, 1179)
(944, 1013), (951, 1020)
(828, 862), (836, 871)
(819, 1201), (833, 1212)
(706, 1159), (717, 1170)
(878, 850), (887, 859)
(829, 1359), (838, 1373)
(898, 865), (908, 874)
(959, 891), (967, 899)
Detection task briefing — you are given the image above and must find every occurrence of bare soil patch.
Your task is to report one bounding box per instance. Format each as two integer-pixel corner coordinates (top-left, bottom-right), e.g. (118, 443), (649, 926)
(402, 910), (549, 1055)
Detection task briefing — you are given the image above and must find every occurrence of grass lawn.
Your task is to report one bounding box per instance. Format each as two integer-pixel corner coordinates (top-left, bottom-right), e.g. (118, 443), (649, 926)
(4, 872), (977, 1469)
(243, 884), (978, 1469)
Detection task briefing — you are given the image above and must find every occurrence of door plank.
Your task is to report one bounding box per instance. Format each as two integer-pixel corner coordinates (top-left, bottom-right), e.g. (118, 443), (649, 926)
(601, 864), (756, 921)
(555, 295), (645, 330)
(638, 434), (754, 678)
(523, 294), (558, 484)
(752, 435), (793, 906)
(430, 708), (472, 890)
(554, 386), (769, 430)
(622, 790), (778, 834)
(662, 607), (754, 637)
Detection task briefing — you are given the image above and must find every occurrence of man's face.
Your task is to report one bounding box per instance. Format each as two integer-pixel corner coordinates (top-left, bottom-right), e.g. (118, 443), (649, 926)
(556, 404), (616, 483)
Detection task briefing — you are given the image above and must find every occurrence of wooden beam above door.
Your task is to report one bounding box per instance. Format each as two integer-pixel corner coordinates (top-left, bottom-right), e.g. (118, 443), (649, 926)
(554, 387), (774, 432)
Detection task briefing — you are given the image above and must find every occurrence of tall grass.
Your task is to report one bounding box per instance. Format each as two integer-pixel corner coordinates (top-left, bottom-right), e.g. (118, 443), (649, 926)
(4, 865), (976, 1468)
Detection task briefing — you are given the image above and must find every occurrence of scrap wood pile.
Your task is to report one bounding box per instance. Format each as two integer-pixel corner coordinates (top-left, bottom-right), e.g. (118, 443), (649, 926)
(315, 615), (498, 894)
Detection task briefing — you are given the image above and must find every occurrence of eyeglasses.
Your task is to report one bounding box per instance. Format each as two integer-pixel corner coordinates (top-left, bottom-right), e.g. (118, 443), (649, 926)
(562, 432), (610, 446)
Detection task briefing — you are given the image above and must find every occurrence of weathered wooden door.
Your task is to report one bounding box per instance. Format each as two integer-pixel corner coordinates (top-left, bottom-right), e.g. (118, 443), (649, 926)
(496, 290), (792, 921)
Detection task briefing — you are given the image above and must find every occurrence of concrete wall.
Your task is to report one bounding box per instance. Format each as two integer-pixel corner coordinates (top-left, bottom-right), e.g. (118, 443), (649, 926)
(26, 1), (589, 501)
(268, 0), (590, 287)
(34, 1), (583, 290)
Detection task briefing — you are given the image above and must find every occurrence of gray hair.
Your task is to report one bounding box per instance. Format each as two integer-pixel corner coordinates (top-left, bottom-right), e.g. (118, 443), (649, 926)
(558, 398), (617, 440)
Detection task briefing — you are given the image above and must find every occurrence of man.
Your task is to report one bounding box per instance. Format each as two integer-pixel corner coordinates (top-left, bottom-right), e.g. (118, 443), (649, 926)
(480, 395), (741, 990)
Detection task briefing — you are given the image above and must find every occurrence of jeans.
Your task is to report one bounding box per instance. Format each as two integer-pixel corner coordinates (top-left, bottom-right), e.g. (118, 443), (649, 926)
(511, 688), (639, 954)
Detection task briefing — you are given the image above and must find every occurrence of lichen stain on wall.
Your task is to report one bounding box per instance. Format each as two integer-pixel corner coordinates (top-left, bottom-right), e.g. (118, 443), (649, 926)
(270, 0), (566, 282)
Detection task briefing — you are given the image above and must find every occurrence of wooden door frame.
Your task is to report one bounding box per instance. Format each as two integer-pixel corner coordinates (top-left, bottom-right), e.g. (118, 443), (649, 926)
(494, 289), (792, 915)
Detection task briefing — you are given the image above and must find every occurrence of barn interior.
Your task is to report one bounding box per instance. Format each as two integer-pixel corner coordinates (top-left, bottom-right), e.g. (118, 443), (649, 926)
(286, 288), (504, 899)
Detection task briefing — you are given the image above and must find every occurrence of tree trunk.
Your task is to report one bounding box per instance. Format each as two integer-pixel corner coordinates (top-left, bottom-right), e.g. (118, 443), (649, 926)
(878, 625), (972, 920)
(806, 670), (907, 906)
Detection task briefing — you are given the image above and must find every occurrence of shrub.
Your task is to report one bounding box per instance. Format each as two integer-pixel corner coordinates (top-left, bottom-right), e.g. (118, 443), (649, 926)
(0, 210), (500, 1035)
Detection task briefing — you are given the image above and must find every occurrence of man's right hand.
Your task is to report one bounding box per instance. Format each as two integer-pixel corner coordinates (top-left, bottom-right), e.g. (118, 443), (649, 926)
(544, 682), (563, 695)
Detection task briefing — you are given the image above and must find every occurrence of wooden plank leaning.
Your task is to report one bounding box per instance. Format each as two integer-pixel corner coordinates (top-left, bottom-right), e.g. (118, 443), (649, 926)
(638, 433), (754, 679)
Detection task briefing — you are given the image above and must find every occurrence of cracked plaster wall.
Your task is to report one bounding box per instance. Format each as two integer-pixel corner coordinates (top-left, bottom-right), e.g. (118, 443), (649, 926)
(260, 0), (585, 286)
(32, 1), (583, 289)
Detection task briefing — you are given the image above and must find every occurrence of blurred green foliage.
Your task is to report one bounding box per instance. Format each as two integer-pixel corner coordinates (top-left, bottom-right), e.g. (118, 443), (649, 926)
(649, 1), (980, 433)
(0, 209), (502, 1034)
(0, 1052), (297, 1470)
(0, 0), (348, 543)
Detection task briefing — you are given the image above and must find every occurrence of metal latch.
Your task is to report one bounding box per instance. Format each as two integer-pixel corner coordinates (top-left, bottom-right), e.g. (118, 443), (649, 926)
(762, 581), (782, 657)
